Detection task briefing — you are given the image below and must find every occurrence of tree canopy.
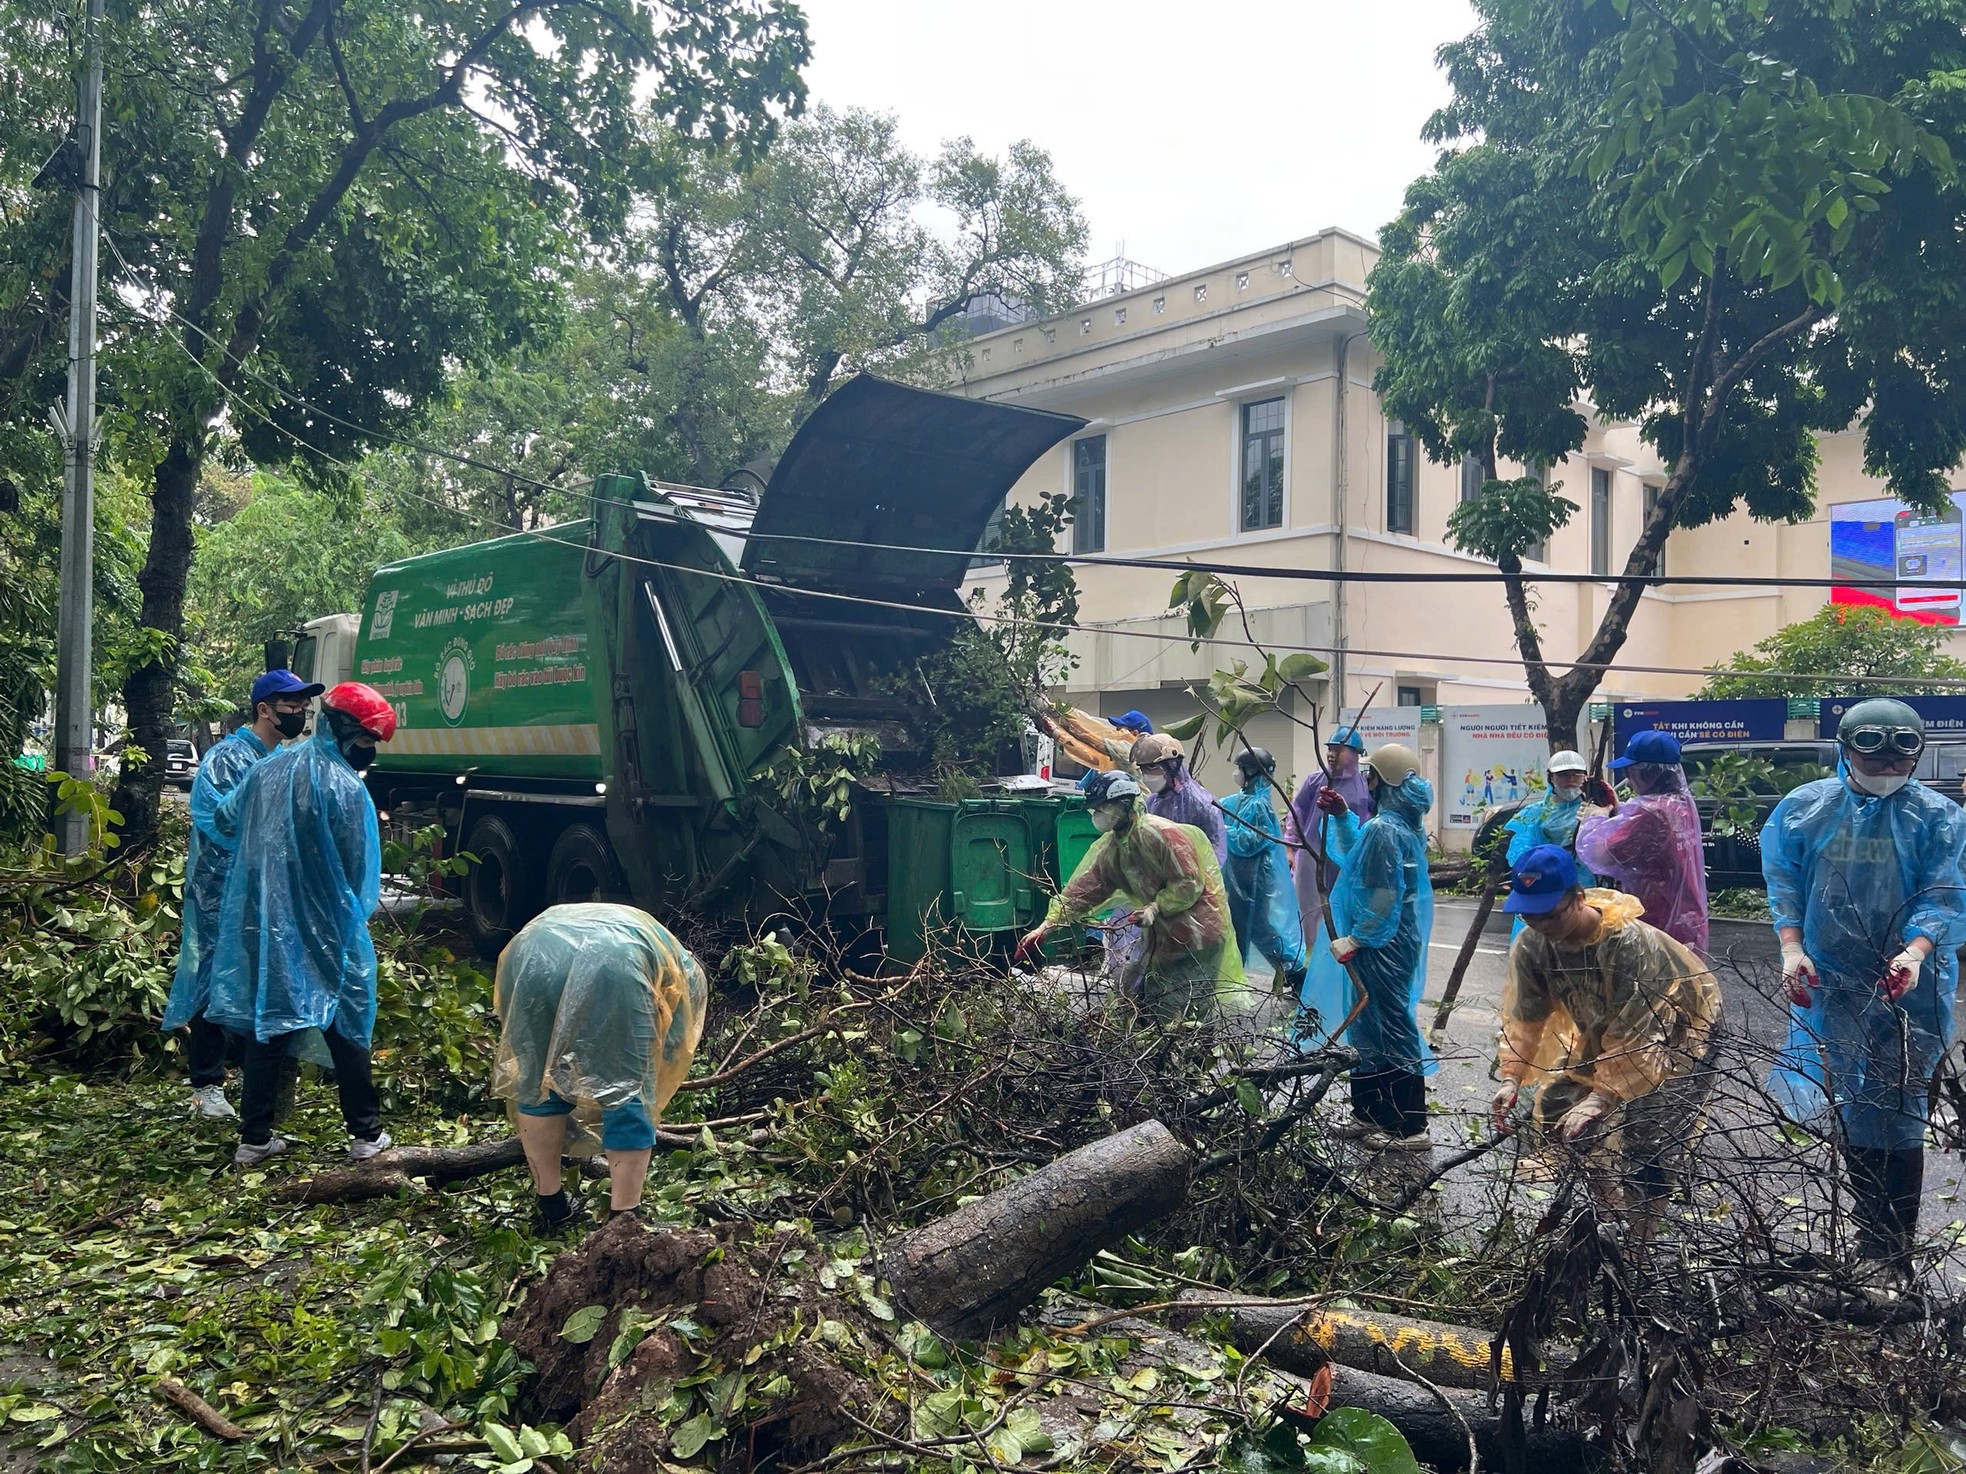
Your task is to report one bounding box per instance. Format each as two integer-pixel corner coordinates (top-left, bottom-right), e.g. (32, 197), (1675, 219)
(1370, 0), (1966, 743)
(1697, 604), (1966, 700)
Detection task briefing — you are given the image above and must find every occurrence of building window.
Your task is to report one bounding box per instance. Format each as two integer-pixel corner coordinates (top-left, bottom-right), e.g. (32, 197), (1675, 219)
(1386, 422), (1416, 535)
(1397, 684), (1424, 710)
(1460, 454), (1485, 504)
(970, 498), (1007, 570)
(1590, 466), (1613, 577)
(1079, 318), (1092, 335)
(1236, 271), (1250, 290)
(1071, 435), (1107, 554)
(1194, 283), (1208, 302)
(1644, 483), (1667, 576)
(1152, 296), (1166, 314)
(1240, 398), (1286, 531)
(1113, 307), (1126, 326)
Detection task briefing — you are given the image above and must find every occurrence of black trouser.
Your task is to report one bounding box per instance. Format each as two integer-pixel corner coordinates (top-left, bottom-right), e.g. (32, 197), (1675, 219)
(184, 1012), (237, 1089)
(1350, 1069), (1427, 1137)
(1845, 1146), (1924, 1265)
(239, 1028), (381, 1147)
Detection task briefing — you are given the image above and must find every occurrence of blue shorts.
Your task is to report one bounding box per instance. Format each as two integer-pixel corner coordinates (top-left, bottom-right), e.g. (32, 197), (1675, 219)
(516, 1092), (656, 1151)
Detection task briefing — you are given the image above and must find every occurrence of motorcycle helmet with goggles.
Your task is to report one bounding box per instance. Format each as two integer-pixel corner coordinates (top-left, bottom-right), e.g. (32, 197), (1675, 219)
(1836, 697), (1925, 760)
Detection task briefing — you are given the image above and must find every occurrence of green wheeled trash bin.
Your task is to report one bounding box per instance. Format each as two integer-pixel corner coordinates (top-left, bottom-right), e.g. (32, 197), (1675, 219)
(885, 797), (1048, 962)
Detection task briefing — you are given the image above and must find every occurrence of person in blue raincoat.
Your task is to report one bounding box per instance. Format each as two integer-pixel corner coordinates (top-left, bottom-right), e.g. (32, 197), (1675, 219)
(1501, 749), (1597, 940)
(1762, 697), (1966, 1275)
(162, 670), (320, 1118)
(207, 682), (399, 1167)
(1302, 743), (1436, 1151)
(1219, 747), (1307, 992)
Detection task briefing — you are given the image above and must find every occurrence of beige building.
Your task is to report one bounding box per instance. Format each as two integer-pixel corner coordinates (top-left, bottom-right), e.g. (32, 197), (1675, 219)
(956, 227), (1965, 792)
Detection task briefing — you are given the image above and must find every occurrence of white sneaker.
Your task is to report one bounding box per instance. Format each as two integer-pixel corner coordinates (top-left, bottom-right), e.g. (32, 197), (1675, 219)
(346, 1131), (393, 1162)
(190, 1084), (237, 1119)
(234, 1136), (289, 1166)
(1362, 1129), (1433, 1153)
(1326, 1116), (1377, 1140)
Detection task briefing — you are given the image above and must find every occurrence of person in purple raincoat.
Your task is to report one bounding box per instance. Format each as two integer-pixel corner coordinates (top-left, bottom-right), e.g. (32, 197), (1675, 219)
(1131, 733), (1227, 863)
(1287, 726), (1374, 942)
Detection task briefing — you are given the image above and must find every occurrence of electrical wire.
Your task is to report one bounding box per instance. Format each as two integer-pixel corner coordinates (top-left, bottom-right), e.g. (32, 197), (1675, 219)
(101, 224), (1966, 599)
(101, 242), (1966, 693)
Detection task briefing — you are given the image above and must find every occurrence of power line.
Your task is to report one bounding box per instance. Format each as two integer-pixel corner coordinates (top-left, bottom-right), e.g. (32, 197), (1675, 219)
(107, 263), (1966, 694)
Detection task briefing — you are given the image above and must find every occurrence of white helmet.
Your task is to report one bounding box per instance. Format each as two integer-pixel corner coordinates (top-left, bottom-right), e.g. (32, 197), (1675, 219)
(1546, 750), (1588, 775)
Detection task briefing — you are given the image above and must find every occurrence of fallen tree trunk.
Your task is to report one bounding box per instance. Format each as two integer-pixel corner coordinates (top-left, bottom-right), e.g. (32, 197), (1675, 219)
(1224, 1299), (1572, 1391)
(272, 1138), (527, 1203)
(1316, 1364), (1599, 1473)
(878, 1119), (1193, 1339)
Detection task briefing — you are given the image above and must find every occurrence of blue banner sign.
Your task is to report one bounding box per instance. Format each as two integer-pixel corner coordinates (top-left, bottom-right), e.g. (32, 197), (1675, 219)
(1818, 694), (1966, 739)
(1614, 699), (1789, 748)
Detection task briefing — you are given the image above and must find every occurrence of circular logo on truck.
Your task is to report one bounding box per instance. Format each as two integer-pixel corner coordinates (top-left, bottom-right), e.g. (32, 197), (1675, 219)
(437, 638), (473, 726)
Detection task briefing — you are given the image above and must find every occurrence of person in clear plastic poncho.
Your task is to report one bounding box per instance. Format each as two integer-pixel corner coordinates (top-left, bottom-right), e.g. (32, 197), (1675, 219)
(1287, 726), (1374, 951)
(493, 903), (709, 1233)
(1501, 749), (1598, 940)
(162, 668), (321, 1119)
(1576, 730), (1709, 954)
(1762, 698), (1966, 1273)
(1018, 770), (1246, 1023)
(206, 682), (398, 1168)
(1302, 744), (1437, 1151)
(1218, 747), (1307, 991)
(1133, 732), (1226, 863)
(1491, 845), (1719, 1229)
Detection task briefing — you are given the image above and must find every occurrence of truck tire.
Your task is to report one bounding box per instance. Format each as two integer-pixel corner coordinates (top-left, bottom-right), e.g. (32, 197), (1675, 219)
(463, 814), (537, 959)
(544, 823), (624, 907)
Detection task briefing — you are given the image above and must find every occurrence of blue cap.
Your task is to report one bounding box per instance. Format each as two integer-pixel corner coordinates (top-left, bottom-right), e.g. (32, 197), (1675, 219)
(1111, 710), (1154, 734)
(251, 669), (325, 708)
(1608, 729), (1681, 769)
(1329, 726), (1366, 753)
(1503, 844), (1580, 915)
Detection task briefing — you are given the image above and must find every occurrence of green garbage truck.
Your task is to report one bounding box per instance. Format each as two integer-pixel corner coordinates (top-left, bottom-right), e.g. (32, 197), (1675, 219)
(293, 376), (1086, 957)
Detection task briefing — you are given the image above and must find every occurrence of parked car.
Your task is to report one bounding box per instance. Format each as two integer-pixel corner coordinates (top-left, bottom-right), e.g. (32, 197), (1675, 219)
(164, 739), (198, 791)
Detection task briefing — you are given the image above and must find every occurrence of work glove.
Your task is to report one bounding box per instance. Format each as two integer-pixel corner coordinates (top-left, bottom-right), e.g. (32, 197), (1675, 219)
(1489, 1080), (1520, 1136)
(1557, 1091), (1617, 1142)
(1013, 927), (1046, 965)
(1585, 777), (1617, 810)
(1883, 946), (1928, 1004)
(1780, 944), (1819, 1007)
(1329, 935), (1359, 964)
(1136, 903), (1160, 930)
(1315, 787), (1349, 817)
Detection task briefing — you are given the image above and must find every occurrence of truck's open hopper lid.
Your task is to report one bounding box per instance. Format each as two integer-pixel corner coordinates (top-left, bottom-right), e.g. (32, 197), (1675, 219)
(740, 375), (1086, 595)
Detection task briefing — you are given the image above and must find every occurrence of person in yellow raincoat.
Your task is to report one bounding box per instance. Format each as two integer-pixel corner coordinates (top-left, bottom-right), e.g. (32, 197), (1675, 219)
(493, 903), (708, 1234)
(1490, 845), (1719, 1223)
(1017, 771), (1245, 1022)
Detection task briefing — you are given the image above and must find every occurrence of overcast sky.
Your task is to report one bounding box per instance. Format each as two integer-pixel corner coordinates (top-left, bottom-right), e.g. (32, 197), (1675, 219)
(796, 0), (1478, 278)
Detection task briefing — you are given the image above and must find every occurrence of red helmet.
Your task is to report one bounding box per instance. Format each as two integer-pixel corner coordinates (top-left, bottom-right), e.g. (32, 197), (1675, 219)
(322, 681), (398, 742)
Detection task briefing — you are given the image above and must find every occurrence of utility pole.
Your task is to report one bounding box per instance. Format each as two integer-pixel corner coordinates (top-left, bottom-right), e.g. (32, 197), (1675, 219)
(52, 0), (105, 855)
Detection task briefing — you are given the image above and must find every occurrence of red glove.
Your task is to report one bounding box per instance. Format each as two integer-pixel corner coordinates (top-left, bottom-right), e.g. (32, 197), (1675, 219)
(1883, 947), (1926, 1004)
(1013, 928), (1046, 964)
(1585, 777), (1617, 809)
(1315, 787), (1349, 817)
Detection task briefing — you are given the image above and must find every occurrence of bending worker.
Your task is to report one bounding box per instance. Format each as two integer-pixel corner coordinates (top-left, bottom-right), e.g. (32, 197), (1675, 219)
(1307, 744), (1436, 1151)
(207, 682), (399, 1167)
(493, 903), (708, 1233)
(1219, 747), (1308, 993)
(162, 669), (321, 1118)
(1018, 770), (1244, 1022)
(1576, 730), (1709, 954)
(1287, 726), (1373, 941)
(1501, 749), (1597, 939)
(1763, 698), (1966, 1276)
(1133, 732), (1226, 862)
(1492, 845), (1719, 1226)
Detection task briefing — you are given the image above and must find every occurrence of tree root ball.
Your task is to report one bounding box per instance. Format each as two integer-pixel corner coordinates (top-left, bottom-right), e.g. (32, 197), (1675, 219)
(500, 1216), (888, 1471)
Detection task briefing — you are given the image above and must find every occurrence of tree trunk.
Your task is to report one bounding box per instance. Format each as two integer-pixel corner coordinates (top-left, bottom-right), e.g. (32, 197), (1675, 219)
(115, 436), (203, 844)
(877, 1119), (1193, 1340)
(1312, 1364), (1598, 1473)
(272, 1137), (528, 1203)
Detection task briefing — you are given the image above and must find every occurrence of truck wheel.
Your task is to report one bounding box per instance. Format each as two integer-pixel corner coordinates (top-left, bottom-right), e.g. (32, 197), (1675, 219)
(463, 814), (537, 959)
(544, 823), (623, 906)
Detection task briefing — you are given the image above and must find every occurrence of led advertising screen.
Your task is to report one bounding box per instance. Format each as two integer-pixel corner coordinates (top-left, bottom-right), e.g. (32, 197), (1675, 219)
(1829, 492), (1966, 627)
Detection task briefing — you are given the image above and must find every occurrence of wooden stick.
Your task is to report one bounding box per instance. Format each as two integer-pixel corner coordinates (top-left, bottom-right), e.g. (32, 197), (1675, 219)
(155, 1378), (249, 1442)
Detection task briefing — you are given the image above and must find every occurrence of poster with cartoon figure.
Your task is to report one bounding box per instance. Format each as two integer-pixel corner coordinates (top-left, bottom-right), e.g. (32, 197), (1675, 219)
(1440, 707), (1580, 829)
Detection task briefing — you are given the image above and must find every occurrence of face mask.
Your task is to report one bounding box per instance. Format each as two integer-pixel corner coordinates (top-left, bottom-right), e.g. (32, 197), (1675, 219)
(1091, 807), (1125, 833)
(1848, 769), (1907, 799)
(274, 710), (308, 740)
(342, 742), (377, 772)
(1552, 781), (1584, 802)
(1143, 772), (1169, 794)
